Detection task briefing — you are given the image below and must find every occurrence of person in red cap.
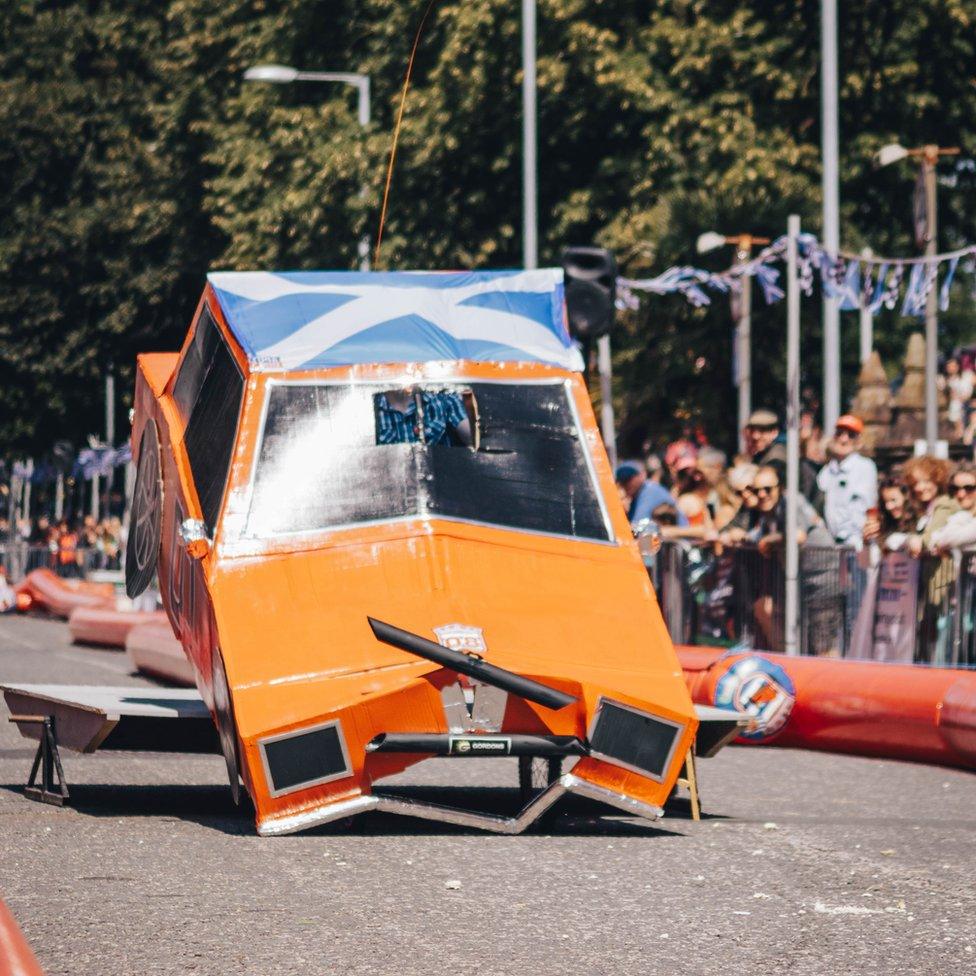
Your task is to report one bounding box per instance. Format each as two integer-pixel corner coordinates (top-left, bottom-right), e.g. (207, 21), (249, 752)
(816, 414), (877, 546)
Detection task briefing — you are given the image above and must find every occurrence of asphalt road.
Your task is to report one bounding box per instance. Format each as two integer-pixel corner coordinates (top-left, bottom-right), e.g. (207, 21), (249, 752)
(2, 612), (975, 976)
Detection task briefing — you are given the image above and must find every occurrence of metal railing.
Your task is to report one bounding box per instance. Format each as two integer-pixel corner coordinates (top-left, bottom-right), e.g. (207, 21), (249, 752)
(6, 533), (976, 669)
(651, 540), (976, 668)
(0, 543), (121, 582)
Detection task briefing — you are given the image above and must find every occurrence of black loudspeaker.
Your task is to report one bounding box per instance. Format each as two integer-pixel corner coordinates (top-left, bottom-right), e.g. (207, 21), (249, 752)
(562, 246), (617, 341)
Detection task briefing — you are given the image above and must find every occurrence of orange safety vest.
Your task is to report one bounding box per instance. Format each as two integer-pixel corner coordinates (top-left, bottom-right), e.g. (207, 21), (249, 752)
(58, 532), (78, 565)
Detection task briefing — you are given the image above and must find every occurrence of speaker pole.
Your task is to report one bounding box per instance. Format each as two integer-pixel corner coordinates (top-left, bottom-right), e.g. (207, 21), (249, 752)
(596, 334), (617, 468)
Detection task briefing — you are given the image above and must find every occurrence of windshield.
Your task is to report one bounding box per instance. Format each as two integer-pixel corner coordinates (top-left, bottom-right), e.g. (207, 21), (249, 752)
(243, 380), (612, 543)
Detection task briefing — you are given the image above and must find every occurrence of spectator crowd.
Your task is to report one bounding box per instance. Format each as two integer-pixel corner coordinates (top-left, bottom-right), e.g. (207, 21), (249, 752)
(617, 409), (976, 562)
(616, 406), (976, 661)
(1, 514), (125, 576)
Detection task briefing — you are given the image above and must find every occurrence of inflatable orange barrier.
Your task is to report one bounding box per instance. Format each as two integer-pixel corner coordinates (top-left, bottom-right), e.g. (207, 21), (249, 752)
(678, 645), (976, 771)
(68, 605), (168, 648)
(14, 569), (113, 620)
(0, 899), (45, 976)
(125, 619), (195, 686)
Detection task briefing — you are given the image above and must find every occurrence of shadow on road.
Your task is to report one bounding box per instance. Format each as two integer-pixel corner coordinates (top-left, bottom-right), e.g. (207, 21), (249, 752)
(0, 780), (697, 837)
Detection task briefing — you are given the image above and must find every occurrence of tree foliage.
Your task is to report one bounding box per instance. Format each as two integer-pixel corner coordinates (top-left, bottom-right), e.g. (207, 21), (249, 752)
(2, 0), (976, 458)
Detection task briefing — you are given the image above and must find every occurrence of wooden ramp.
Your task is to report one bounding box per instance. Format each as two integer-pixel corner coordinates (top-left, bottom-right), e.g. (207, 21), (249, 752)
(2, 683), (219, 755)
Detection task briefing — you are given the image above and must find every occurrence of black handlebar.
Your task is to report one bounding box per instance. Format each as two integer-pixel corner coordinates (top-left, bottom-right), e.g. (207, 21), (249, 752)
(367, 617), (577, 712)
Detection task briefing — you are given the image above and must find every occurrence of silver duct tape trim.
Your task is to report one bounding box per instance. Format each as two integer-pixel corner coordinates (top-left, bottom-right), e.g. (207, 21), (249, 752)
(377, 775), (568, 834)
(257, 794), (380, 836)
(564, 775), (665, 821)
(256, 772), (661, 837)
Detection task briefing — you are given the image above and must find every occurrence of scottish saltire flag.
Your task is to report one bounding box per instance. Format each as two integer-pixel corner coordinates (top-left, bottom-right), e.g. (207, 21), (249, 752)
(206, 270), (582, 372)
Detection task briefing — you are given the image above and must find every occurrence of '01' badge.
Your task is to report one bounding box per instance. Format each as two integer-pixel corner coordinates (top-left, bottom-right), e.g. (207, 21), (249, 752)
(433, 624), (487, 655)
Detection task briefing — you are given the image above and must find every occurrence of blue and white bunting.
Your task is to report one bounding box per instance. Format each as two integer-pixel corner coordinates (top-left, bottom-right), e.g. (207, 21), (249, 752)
(620, 235), (976, 320)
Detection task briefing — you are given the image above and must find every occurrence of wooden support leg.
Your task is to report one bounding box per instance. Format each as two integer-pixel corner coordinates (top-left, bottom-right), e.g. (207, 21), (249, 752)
(676, 747), (701, 821)
(8, 714), (69, 806)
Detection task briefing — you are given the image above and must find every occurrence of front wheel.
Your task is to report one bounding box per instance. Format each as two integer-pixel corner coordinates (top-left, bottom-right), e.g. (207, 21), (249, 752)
(518, 756), (562, 805)
(211, 646), (242, 806)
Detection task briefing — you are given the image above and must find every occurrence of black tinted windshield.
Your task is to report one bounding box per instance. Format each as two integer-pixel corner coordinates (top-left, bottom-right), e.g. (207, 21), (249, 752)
(244, 381), (611, 542)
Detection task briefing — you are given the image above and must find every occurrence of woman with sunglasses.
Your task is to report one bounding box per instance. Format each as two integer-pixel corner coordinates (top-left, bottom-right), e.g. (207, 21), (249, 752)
(903, 456), (959, 557)
(931, 462), (976, 552)
(719, 463), (760, 544)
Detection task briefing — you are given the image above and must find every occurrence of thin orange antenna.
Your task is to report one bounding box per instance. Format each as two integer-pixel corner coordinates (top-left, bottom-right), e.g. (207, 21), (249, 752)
(374, 0), (438, 267)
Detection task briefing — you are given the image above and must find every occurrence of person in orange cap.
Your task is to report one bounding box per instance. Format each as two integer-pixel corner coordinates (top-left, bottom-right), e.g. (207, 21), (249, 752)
(817, 414), (877, 546)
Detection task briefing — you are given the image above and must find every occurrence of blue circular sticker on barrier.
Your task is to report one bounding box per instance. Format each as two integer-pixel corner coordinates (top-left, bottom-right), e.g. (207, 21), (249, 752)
(713, 656), (796, 741)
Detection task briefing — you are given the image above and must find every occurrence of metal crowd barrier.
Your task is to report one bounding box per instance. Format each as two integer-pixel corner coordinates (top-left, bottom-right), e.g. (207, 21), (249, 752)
(0, 543), (121, 582)
(651, 540), (976, 669)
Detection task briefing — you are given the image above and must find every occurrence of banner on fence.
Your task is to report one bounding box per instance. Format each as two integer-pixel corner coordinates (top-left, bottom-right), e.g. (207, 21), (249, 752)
(849, 551), (919, 663)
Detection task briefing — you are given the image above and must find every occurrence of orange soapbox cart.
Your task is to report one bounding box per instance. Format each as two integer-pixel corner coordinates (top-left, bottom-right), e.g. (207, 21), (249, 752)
(4, 270), (744, 834)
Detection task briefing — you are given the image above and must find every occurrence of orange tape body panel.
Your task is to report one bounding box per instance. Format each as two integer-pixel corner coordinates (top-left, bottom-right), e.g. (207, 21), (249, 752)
(130, 287), (698, 832)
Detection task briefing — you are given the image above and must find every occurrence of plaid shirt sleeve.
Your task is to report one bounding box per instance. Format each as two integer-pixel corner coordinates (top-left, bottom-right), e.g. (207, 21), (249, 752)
(376, 395), (418, 444)
(377, 391), (466, 445)
(423, 392), (467, 445)
(441, 391), (467, 430)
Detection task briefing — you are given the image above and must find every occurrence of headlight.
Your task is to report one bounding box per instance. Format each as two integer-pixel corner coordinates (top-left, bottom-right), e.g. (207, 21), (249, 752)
(259, 719), (351, 797)
(588, 698), (684, 782)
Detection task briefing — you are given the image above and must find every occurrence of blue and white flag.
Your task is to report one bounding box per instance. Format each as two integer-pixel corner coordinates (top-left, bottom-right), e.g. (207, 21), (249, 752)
(207, 269), (582, 372)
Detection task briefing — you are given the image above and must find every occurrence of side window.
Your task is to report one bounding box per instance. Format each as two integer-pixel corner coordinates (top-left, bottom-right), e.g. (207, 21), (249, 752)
(172, 306), (220, 423)
(177, 310), (245, 532)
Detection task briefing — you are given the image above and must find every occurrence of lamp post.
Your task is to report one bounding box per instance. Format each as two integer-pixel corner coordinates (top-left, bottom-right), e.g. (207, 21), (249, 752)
(785, 215), (802, 655)
(821, 0), (841, 437)
(697, 231), (771, 449)
(876, 141), (960, 452)
(244, 64), (372, 270)
(522, 0), (537, 269)
(858, 247), (873, 365)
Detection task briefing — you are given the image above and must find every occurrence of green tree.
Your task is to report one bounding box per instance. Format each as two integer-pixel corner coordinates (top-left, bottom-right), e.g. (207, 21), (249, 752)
(0, 1), (220, 453)
(2, 0), (976, 462)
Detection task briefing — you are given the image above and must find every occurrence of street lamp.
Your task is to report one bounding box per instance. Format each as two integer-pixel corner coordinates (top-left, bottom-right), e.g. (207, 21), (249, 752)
(698, 231), (771, 447)
(876, 141), (961, 452)
(244, 63), (372, 269)
(875, 143), (909, 168)
(243, 64), (299, 84)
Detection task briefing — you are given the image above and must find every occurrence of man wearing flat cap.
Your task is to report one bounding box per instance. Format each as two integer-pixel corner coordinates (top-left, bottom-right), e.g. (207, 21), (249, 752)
(743, 409), (822, 510)
(817, 414), (877, 546)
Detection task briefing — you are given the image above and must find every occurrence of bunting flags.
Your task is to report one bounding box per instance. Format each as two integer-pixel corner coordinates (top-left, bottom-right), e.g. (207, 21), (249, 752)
(619, 235), (976, 318)
(74, 444), (131, 479)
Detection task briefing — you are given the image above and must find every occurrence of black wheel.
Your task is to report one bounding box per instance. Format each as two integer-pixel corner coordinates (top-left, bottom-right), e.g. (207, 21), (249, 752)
(518, 756), (562, 805)
(125, 419), (163, 598)
(211, 646), (242, 806)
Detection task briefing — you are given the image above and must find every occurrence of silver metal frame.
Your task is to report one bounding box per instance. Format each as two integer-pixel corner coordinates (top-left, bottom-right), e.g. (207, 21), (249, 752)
(229, 376), (616, 549)
(258, 718), (352, 799)
(586, 696), (685, 785)
(256, 771), (664, 837)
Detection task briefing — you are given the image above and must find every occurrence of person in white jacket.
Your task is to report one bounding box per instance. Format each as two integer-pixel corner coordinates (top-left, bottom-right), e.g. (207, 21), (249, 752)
(817, 414), (877, 547)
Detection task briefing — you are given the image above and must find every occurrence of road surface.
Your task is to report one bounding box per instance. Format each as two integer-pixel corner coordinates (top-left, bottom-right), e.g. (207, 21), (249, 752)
(1, 612), (975, 975)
